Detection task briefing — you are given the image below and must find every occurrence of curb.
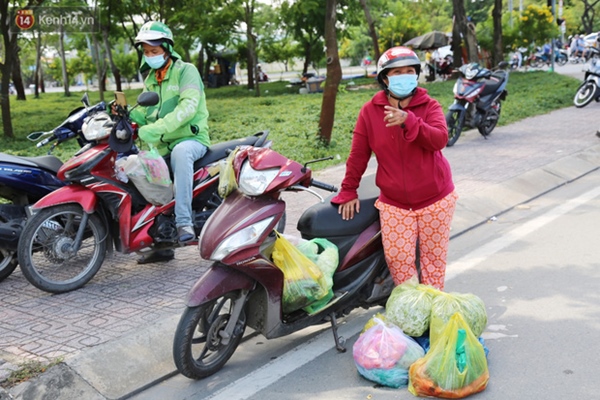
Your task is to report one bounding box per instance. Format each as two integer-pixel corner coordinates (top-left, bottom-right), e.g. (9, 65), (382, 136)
(7, 143), (600, 400)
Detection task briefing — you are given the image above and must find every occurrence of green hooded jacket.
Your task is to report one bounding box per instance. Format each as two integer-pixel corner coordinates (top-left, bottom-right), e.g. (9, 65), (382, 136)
(130, 57), (210, 156)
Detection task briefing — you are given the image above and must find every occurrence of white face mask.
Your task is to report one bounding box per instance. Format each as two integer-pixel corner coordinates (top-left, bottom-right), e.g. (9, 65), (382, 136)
(387, 74), (418, 97)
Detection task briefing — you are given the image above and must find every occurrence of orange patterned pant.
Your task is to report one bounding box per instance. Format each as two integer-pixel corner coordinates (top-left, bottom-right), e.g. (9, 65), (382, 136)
(375, 191), (458, 290)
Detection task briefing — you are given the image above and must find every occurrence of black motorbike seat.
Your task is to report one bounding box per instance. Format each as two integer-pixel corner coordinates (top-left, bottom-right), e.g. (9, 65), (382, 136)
(297, 177), (380, 238)
(162, 134), (264, 172)
(0, 153), (63, 174)
(480, 71), (506, 96)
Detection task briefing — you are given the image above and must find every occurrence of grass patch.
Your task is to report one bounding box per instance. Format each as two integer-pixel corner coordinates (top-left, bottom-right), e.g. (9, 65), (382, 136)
(0, 358), (63, 388)
(1, 70), (580, 170)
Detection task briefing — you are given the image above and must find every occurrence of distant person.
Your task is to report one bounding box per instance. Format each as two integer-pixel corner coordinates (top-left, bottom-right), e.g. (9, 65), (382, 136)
(257, 64), (269, 82)
(331, 46), (457, 290)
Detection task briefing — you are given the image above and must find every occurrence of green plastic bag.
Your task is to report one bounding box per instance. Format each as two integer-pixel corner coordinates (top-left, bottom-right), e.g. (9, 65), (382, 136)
(385, 276), (441, 337)
(429, 291), (488, 346)
(408, 313), (489, 398)
(272, 232), (329, 314)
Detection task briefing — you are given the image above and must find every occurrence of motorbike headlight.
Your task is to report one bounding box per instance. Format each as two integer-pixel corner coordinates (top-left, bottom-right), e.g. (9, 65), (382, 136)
(238, 161), (280, 196)
(210, 217), (274, 260)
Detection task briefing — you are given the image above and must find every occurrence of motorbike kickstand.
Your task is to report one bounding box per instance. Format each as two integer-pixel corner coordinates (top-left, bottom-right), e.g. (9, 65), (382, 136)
(328, 312), (346, 353)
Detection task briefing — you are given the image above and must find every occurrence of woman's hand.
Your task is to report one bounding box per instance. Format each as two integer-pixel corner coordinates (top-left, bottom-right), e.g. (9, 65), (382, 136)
(338, 198), (360, 220)
(384, 105), (408, 127)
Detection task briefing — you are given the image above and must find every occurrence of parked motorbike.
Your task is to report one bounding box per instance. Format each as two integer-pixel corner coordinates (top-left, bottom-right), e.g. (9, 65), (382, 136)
(573, 58), (600, 108)
(445, 62), (509, 147)
(0, 96), (106, 282)
(172, 146), (394, 380)
(17, 92), (271, 293)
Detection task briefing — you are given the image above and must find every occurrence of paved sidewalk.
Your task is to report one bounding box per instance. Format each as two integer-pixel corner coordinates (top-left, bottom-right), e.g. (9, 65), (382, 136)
(1, 103), (599, 399)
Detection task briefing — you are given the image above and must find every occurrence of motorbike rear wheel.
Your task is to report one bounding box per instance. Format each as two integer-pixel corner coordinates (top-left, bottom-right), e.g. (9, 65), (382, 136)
(573, 81), (598, 108)
(445, 110), (463, 147)
(0, 249), (18, 282)
(173, 290), (247, 379)
(477, 101), (501, 137)
(18, 204), (107, 293)
(556, 55), (568, 66)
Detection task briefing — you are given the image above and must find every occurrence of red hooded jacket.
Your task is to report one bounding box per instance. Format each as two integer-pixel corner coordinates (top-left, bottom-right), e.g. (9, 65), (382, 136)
(331, 87), (454, 210)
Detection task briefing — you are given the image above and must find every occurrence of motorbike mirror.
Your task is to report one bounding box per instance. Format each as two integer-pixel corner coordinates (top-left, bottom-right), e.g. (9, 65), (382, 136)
(27, 131), (46, 141)
(497, 61), (509, 69)
(137, 92), (159, 107)
(81, 93), (90, 107)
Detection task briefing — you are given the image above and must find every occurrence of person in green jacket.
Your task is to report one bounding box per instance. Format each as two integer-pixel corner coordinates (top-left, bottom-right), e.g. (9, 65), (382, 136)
(131, 21), (210, 264)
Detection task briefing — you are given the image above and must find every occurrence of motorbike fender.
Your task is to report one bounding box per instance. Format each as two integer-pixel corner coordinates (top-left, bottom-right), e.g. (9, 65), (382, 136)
(32, 185), (97, 214)
(186, 263), (255, 307)
(448, 102), (467, 112)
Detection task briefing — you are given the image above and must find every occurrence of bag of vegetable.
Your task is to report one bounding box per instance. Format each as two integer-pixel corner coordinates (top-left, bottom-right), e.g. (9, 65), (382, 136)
(296, 238), (339, 314)
(408, 313), (489, 398)
(385, 276), (441, 337)
(429, 291), (487, 346)
(272, 232), (330, 313)
(353, 317), (425, 388)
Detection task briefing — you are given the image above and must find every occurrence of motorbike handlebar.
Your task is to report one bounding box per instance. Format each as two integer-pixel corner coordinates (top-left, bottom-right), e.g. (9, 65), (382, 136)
(310, 179), (338, 193)
(36, 135), (56, 148)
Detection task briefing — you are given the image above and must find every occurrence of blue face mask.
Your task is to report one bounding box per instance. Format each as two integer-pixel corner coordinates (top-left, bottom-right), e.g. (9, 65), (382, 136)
(387, 74), (418, 97)
(144, 54), (167, 69)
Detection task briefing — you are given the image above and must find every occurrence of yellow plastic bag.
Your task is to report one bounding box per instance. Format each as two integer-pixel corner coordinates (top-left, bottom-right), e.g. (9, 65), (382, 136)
(272, 231), (329, 313)
(218, 148), (239, 198)
(408, 313), (489, 399)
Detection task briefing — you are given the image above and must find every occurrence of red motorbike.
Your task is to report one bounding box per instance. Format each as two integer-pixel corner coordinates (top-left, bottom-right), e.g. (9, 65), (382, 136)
(172, 146), (393, 379)
(17, 92), (271, 293)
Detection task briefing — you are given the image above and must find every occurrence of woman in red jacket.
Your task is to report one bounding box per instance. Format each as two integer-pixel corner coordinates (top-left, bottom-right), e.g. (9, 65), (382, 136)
(331, 46), (457, 290)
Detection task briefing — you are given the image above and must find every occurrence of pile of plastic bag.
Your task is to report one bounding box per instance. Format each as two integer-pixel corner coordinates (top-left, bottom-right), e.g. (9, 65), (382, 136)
(352, 277), (490, 398)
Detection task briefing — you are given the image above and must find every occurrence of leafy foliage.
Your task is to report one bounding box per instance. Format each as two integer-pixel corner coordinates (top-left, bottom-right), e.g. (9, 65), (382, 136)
(1, 71), (580, 170)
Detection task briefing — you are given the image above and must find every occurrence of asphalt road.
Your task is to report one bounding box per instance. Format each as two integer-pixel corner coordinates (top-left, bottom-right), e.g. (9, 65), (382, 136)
(132, 168), (600, 400)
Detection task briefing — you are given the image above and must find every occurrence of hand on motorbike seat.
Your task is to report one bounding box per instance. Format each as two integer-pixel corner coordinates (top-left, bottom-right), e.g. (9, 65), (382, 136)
(338, 199), (360, 220)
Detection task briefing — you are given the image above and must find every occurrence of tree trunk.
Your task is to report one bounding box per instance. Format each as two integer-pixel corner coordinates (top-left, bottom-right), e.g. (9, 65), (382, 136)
(359, 0), (381, 63)
(59, 23), (70, 96)
(34, 30), (41, 98)
(452, 0), (479, 64)
(103, 29), (122, 92)
(244, 2), (256, 92)
(91, 34), (105, 101)
(0, 0), (14, 137)
(492, 0), (503, 67)
(318, 0), (342, 145)
(581, 0), (600, 34)
(11, 52), (26, 100)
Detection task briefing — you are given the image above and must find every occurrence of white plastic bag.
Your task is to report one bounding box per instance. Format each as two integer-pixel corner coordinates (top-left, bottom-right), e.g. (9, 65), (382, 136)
(120, 150), (173, 205)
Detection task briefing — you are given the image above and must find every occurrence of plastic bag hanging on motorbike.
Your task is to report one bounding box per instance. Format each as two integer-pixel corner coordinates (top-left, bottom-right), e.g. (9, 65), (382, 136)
(272, 231), (330, 314)
(408, 312), (489, 399)
(218, 147), (240, 198)
(353, 317), (425, 388)
(121, 148), (174, 206)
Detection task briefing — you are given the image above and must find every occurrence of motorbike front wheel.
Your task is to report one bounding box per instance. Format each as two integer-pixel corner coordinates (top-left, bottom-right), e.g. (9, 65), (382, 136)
(556, 55), (568, 66)
(0, 249), (18, 282)
(173, 290), (247, 379)
(445, 110), (464, 147)
(17, 204), (107, 293)
(573, 81), (598, 108)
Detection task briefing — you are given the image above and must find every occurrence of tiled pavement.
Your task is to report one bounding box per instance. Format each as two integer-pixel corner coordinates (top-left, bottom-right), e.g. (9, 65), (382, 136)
(1, 102), (599, 394)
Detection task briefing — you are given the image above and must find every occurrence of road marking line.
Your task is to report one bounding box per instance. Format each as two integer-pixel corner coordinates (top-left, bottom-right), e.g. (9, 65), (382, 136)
(207, 186), (600, 400)
(446, 185), (600, 280)
(206, 313), (366, 400)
